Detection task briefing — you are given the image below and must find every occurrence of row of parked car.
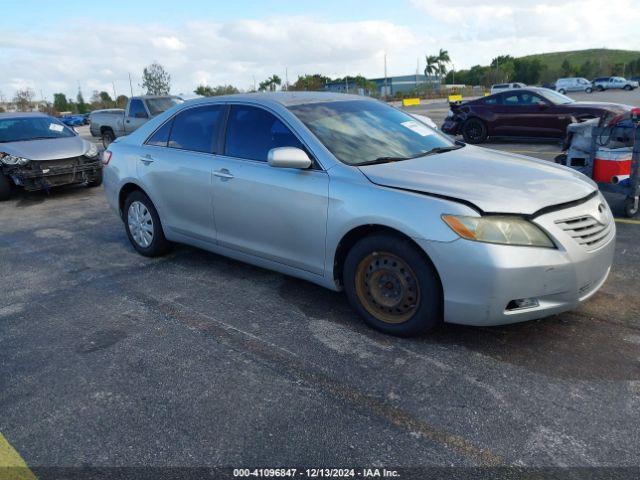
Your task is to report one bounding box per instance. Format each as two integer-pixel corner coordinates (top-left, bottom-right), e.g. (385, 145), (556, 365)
(492, 76), (640, 95)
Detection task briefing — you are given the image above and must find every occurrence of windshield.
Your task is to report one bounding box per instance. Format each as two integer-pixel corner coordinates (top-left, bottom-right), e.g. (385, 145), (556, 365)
(538, 89), (575, 105)
(0, 117), (75, 143)
(146, 97), (184, 116)
(288, 100), (455, 166)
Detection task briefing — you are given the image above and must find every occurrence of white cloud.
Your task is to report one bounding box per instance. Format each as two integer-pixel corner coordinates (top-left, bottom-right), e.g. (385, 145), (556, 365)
(1, 5), (639, 101)
(0, 17), (423, 100)
(411, 0), (640, 62)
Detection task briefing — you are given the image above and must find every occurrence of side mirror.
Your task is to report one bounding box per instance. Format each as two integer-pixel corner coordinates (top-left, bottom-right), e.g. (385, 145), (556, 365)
(267, 147), (312, 169)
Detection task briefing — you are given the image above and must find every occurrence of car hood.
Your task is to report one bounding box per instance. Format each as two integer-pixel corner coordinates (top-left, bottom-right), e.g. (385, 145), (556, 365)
(358, 145), (597, 215)
(0, 136), (91, 161)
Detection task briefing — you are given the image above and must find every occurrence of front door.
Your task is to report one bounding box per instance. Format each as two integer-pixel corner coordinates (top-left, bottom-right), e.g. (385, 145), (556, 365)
(212, 104), (329, 275)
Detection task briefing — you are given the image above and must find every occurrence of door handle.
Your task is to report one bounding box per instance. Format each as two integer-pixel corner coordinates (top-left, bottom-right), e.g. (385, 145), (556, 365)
(213, 169), (234, 179)
(126, 119), (131, 124)
(139, 154), (154, 165)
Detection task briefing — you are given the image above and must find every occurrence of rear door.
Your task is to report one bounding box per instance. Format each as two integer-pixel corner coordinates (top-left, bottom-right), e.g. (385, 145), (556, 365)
(211, 104), (328, 274)
(136, 104), (224, 243)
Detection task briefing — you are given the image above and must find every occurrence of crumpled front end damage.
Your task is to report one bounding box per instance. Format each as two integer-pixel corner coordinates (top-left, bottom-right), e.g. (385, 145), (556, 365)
(2, 156), (102, 191)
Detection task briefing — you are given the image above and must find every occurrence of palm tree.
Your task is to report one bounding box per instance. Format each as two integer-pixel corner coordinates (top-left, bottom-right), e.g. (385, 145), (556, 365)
(436, 48), (451, 85)
(424, 55), (438, 78)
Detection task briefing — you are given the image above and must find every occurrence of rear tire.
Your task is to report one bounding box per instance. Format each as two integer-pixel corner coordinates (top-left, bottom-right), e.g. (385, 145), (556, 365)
(0, 174), (12, 201)
(558, 89), (566, 94)
(343, 233), (443, 337)
(461, 118), (488, 144)
(585, 87), (593, 93)
(102, 129), (115, 148)
(597, 85), (604, 91)
(624, 85), (632, 91)
(123, 191), (170, 257)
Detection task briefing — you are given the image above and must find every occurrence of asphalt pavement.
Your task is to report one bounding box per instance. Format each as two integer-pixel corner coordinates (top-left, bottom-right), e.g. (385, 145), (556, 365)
(1, 89), (639, 476)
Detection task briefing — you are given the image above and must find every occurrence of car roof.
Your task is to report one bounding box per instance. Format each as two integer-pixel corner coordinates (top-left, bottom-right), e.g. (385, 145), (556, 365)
(183, 91), (372, 108)
(0, 112), (49, 119)
(482, 87), (553, 98)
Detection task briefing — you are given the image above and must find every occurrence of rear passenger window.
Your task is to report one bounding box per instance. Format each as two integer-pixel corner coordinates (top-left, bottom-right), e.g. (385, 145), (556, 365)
(146, 120), (173, 147)
(224, 105), (304, 162)
(129, 99), (148, 118)
(168, 105), (223, 153)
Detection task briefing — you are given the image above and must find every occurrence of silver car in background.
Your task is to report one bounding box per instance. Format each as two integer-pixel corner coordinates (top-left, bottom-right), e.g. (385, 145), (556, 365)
(103, 92), (615, 336)
(0, 112), (102, 201)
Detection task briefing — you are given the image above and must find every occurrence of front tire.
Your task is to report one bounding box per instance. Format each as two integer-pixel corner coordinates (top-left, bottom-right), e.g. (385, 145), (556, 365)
(597, 85), (604, 91)
(461, 118), (488, 144)
(585, 87), (593, 93)
(123, 191), (170, 257)
(624, 198), (639, 218)
(558, 89), (566, 94)
(624, 85), (632, 91)
(343, 233), (443, 337)
(0, 174), (12, 201)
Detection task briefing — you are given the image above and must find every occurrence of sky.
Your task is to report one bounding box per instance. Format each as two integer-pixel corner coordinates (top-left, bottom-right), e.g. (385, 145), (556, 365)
(1, 0), (640, 101)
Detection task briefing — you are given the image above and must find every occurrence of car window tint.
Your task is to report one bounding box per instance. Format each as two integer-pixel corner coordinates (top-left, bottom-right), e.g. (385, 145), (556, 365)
(483, 96), (499, 105)
(519, 93), (544, 105)
(129, 99), (147, 118)
(225, 105), (303, 162)
(146, 119), (173, 147)
(168, 105), (222, 153)
(503, 94), (520, 105)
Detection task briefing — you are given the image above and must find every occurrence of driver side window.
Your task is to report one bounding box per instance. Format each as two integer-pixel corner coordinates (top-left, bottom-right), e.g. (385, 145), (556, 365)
(224, 105), (304, 162)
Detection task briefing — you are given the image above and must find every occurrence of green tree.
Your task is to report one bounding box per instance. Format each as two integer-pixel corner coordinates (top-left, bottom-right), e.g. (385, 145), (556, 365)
(194, 84), (239, 96)
(424, 55), (439, 78)
(76, 89), (88, 114)
(141, 62), (171, 95)
(258, 75), (282, 92)
(436, 48), (451, 83)
(13, 88), (35, 112)
(115, 95), (128, 109)
(561, 59), (574, 76)
(289, 74), (332, 91)
(53, 93), (68, 112)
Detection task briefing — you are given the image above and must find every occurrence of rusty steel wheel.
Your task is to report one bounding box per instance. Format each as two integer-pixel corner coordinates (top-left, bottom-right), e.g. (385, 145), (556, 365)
(354, 251), (421, 324)
(343, 233), (442, 336)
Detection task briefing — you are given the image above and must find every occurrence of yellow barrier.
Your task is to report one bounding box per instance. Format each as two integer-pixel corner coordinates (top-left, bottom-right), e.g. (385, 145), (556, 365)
(402, 98), (421, 107)
(448, 94), (463, 103)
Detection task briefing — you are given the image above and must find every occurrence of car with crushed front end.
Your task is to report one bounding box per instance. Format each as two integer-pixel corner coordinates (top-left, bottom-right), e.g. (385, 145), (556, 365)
(0, 112), (102, 201)
(442, 87), (631, 143)
(103, 92), (615, 337)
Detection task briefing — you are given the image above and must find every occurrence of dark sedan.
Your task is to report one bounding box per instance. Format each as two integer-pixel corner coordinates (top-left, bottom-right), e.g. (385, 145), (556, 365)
(441, 87), (631, 143)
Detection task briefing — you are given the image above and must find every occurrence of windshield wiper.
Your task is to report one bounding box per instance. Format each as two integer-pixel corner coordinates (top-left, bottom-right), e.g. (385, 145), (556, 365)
(358, 144), (464, 166)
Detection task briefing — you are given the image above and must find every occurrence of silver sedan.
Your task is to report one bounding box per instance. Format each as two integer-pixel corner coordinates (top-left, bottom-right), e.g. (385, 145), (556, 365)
(103, 92), (615, 336)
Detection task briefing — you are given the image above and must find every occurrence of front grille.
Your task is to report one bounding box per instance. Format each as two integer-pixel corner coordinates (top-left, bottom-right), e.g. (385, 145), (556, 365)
(555, 213), (613, 250)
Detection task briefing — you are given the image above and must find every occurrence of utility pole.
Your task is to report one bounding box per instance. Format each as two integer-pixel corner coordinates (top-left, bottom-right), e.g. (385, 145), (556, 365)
(416, 57), (419, 91)
(252, 75), (256, 92)
(112, 82), (117, 107)
(285, 67), (289, 91)
(128, 73), (134, 97)
(384, 53), (388, 100)
(345, 76), (348, 93)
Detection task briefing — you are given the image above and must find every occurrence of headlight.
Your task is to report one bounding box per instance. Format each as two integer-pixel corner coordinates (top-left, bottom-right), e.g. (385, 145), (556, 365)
(85, 143), (99, 158)
(0, 153), (29, 166)
(442, 215), (554, 248)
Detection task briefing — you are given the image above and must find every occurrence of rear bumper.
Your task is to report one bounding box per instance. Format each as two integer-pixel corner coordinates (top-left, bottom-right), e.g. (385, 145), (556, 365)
(417, 194), (615, 326)
(7, 159), (102, 191)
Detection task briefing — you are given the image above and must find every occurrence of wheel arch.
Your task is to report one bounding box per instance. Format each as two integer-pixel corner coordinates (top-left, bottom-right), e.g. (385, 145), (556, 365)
(118, 181), (149, 217)
(332, 224), (443, 294)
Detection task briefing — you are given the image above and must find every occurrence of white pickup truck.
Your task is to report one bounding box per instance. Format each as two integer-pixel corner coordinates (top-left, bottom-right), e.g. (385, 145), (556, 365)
(90, 95), (183, 146)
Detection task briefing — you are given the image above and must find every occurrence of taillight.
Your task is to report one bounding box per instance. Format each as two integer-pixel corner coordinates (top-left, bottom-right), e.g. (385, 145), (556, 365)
(102, 150), (112, 165)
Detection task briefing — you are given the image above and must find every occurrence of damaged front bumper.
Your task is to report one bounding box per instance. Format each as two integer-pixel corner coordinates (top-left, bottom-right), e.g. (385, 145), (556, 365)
(3, 157), (102, 191)
(441, 119), (461, 135)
